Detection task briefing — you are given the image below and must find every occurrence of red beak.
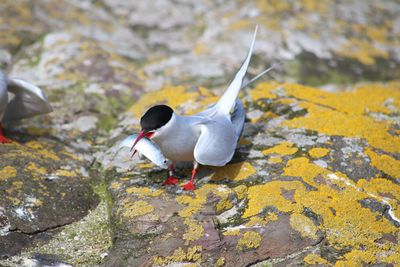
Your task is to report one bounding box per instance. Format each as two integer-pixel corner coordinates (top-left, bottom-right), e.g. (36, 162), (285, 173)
(130, 130), (146, 152)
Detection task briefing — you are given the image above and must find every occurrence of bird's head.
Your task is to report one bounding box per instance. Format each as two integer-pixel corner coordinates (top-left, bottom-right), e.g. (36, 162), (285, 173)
(130, 104), (174, 151)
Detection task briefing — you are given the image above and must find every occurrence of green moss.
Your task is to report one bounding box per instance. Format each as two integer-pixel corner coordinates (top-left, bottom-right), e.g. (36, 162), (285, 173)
(97, 115), (118, 132)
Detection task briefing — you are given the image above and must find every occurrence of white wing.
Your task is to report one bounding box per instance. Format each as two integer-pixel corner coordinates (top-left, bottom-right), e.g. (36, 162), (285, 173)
(194, 117), (236, 166)
(3, 78), (53, 122)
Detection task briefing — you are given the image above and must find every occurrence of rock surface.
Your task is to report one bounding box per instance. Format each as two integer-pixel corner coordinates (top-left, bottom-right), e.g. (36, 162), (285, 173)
(0, 0), (399, 266)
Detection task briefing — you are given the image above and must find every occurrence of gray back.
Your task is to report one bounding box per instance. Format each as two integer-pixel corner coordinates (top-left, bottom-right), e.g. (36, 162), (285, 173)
(0, 71), (8, 121)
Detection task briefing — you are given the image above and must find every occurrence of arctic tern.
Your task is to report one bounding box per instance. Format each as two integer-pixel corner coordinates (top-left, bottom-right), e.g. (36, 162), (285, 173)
(130, 26), (274, 190)
(0, 71), (53, 143)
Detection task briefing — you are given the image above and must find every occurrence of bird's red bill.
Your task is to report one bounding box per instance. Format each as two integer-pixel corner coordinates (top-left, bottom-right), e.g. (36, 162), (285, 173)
(130, 130), (146, 152)
(130, 130), (155, 157)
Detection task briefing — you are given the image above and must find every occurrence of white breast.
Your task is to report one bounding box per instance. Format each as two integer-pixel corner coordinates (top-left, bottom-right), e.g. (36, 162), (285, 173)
(151, 113), (202, 162)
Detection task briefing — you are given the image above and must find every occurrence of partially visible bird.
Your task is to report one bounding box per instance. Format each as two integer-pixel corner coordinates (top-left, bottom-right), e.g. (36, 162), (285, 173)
(130, 26), (274, 190)
(0, 71), (53, 143)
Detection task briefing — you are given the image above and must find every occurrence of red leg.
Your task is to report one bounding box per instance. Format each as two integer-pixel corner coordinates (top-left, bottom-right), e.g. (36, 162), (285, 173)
(162, 163), (179, 186)
(0, 123), (11, 144)
(182, 162), (198, 191)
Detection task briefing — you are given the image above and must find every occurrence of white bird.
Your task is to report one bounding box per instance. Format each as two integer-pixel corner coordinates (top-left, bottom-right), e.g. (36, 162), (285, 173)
(0, 71), (53, 143)
(130, 26), (273, 190)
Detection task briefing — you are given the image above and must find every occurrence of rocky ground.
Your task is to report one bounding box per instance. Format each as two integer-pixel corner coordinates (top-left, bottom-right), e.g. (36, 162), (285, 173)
(0, 0), (399, 266)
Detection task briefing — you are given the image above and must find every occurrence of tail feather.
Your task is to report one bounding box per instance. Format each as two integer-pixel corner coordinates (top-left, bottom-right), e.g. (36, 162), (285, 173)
(215, 26), (258, 115)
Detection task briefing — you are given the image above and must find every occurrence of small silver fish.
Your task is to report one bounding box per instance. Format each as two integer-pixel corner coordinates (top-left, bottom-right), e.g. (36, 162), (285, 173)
(119, 134), (168, 168)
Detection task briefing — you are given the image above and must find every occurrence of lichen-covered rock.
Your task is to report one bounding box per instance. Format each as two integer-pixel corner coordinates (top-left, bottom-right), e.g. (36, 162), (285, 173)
(101, 0), (400, 87)
(0, 137), (98, 257)
(1, 0), (400, 266)
(101, 82), (400, 266)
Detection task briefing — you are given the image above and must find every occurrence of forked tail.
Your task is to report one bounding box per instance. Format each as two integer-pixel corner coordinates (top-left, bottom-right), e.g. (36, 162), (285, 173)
(214, 26), (258, 115)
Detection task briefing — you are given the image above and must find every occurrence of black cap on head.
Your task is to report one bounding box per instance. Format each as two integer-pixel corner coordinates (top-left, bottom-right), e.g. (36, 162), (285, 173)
(140, 105), (173, 132)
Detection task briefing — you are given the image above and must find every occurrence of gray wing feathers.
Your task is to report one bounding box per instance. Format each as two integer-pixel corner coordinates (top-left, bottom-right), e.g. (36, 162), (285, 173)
(3, 78), (52, 122)
(0, 72), (8, 121)
(231, 99), (245, 142)
(214, 26), (257, 115)
(194, 117), (236, 166)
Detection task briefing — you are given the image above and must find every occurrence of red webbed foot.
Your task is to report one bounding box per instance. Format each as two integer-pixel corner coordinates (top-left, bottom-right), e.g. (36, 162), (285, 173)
(181, 180), (195, 191)
(0, 135), (11, 144)
(162, 176), (179, 186)
(0, 123), (11, 143)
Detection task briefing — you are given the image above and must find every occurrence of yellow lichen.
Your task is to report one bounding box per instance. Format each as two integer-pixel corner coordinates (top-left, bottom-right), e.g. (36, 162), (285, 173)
(262, 142), (298, 156)
(233, 184), (248, 200)
(26, 162), (47, 175)
(54, 169), (76, 177)
(243, 181), (305, 218)
(309, 147), (329, 158)
(193, 42), (210, 55)
(128, 85), (218, 118)
(365, 148), (400, 179)
(282, 82), (400, 153)
(122, 200), (154, 218)
(153, 246), (202, 265)
(223, 228), (241, 236)
(268, 156), (282, 164)
(236, 231), (262, 251)
(61, 151), (82, 161)
(244, 168), (400, 265)
(25, 141), (60, 161)
(126, 186), (163, 198)
(335, 249), (377, 266)
(289, 213), (318, 240)
(183, 218), (204, 242)
(336, 38), (389, 65)
(216, 257), (225, 267)
(0, 166), (17, 181)
(303, 253), (330, 265)
(265, 212), (278, 221)
(246, 216), (267, 227)
(176, 184), (233, 217)
(211, 162), (256, 181)
(249, 82), (278, 101)
(357, 178), (400, 224)
(284, 157), (327, 187)
(128, 85), (196, 117)
(137, 163), (154, 169)
(110, 181), (122, 190)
